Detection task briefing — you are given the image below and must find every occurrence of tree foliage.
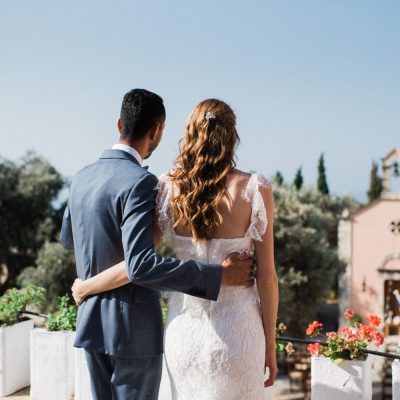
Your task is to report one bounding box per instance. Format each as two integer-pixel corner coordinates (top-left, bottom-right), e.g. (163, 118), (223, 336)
(367, 161), (382, 203)
(273, 182), (359, 335)
(17, 242), (76, 311)
(293, 167), (304, 190)
(274, 171), (284, 186)
(0, 152), (64, 291)
(317, 153), (330, 195)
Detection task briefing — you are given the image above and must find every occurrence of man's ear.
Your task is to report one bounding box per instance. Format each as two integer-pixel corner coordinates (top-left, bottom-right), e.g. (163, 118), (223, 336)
(117, 119), (123, 134)
(149, 123), (161, 140)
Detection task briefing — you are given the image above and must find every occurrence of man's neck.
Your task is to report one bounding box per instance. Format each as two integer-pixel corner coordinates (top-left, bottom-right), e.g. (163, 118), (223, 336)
(118, 139), (146, 160)
(113, 142), (144, 166)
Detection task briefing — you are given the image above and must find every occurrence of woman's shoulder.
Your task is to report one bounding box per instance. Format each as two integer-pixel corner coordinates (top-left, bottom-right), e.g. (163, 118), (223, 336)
(231, 168), (252, 179)
(229, 170), (272, 241)
(158, 170), (172, 182)
(156, 171), (176, 191)
(231, 169), (272, 192)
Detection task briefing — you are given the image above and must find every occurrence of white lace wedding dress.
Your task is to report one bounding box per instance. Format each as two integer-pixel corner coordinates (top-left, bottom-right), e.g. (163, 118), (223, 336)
(157, 172), (273, 400)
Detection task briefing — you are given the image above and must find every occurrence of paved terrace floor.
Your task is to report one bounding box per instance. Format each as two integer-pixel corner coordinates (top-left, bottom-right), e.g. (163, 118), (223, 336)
(0, 376), (384, 400)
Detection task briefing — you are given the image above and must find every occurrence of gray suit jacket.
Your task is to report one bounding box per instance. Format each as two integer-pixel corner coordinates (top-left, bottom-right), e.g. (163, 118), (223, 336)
(60, 149), (222, 358)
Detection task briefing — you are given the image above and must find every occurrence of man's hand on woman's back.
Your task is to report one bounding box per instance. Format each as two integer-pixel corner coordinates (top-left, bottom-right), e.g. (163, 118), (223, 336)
(221, 252), (255, 287)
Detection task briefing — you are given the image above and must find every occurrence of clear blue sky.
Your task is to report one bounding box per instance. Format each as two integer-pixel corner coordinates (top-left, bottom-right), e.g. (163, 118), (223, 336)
(1, 0), (399, 201)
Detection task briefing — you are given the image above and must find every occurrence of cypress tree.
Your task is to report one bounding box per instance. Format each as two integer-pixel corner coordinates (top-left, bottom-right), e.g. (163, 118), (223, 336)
(275, 171), (284, 186)
(367, 161), (382, 202)
(293, 167), (304, 190)
(317, 153), (329, 195)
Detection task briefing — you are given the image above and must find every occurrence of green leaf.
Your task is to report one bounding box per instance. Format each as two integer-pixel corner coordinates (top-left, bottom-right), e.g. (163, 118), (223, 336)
(334, 358), (345, 365)
(0, 285), (46, 327)
(47, 295), (77, 331)
(276, 342), (286, 352)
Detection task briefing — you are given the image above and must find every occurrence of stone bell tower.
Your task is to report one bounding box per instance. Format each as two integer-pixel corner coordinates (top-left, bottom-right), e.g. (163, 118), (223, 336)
(382, 148), (400, 199)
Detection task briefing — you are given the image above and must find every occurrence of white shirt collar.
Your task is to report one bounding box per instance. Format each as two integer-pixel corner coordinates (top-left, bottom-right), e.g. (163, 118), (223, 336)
(112, 144), (143, 166)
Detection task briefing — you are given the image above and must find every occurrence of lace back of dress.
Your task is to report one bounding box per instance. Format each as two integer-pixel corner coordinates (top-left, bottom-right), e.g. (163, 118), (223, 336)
(241, 172), (272, 242)
(156, 173), (175, 240)
(156, 171), (272, 243)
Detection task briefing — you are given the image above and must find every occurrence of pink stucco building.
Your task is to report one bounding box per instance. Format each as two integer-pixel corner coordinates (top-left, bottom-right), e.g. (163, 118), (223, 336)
(339, 149), (400, 335)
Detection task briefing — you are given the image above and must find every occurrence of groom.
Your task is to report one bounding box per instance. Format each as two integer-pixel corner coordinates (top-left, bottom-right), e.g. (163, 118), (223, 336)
(60, 89), (254, 400)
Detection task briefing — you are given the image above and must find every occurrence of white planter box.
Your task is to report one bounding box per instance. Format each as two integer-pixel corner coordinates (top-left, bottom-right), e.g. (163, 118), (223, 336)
(0, 319), (34, 396)
(30, 329), (76, 400)
(393, 360), (400, 400)
(311, 356), (372, 400)
(74, 348), (92, 400)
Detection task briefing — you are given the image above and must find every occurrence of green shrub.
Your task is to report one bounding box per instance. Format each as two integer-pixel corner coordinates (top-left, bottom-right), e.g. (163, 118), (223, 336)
(157, 240), (176, 258)
(273, 183), (359, 335)
(47, 295), (77, 331)
(17, 242), (76, 311)
(0, 285), (46, 327)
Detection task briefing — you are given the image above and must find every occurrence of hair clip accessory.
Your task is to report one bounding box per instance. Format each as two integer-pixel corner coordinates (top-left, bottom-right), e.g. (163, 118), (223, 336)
(205, 112), (216, 121)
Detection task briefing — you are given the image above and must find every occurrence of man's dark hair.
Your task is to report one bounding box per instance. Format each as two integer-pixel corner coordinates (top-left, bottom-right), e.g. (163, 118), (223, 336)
(120, 89), (166, 140)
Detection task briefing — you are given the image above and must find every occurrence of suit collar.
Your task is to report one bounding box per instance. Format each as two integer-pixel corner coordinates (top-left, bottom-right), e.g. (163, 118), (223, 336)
(111, 144), (143, 166)
(100, 149), (141, 167)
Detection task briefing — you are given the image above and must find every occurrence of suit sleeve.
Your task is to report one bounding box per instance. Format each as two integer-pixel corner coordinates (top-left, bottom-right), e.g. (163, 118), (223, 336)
(60, 205), (74, 249)
(121, 173), (222, 301)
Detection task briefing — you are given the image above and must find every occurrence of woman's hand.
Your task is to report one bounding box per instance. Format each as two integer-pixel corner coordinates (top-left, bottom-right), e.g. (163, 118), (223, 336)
(71, 278), (87, 306)
(264, 350), (278, 387)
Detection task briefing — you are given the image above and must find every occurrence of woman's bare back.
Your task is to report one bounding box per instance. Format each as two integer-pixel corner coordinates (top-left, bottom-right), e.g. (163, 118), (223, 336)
(173, 169), (253, 239)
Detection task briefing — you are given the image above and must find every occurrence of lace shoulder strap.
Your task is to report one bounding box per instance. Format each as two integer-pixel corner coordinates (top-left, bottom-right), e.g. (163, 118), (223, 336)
(242, 172), (272, 242)
(155, 172), (175, 239)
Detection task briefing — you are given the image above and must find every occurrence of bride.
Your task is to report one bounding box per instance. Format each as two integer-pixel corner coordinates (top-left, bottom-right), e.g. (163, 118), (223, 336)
(72, 98), (279, 399)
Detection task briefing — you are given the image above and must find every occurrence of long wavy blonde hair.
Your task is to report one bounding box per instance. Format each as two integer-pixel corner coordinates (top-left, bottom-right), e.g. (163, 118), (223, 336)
(169, 99), (240, 241)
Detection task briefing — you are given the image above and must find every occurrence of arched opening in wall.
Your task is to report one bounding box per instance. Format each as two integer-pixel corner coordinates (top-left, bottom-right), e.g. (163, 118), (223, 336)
(378, 253), (400, 336)
(384, 279), (400, 335)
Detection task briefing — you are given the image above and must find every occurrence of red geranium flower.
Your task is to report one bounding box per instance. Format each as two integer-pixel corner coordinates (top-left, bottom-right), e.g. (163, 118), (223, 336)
(373, 331), (384, 347)
(358, 324), (374, 341)
(366, 315), (381, 328)
(338, 327), (352, 338)
(306, 321), (323, 336)
(344, 309), (355, 320)
(307, 342), (322, 356)
(326, 331), (337, 340)
(305, 311), (384, 362)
